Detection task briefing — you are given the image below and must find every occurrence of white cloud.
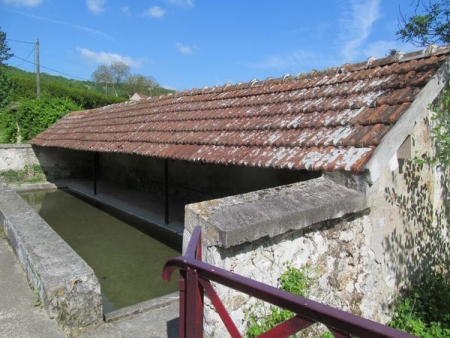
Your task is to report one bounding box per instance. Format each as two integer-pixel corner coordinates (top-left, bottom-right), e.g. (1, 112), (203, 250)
(121, 5), (131, 17)
(165, 0), (194, 8)
(176, 42), (197, 55)
(86, 0), (106, 13)
(76, 47), (142, 68)
(143, 6), (166, 18)
(1, 0), (42, 7)
(338, 0), (381, 62)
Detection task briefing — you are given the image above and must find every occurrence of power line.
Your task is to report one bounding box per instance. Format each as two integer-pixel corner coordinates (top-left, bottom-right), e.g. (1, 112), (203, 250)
(5, 38), (34, 45)
(11, 55), (90, 81)
(14, 46), (35, 68)
(8, 38), (94, 82)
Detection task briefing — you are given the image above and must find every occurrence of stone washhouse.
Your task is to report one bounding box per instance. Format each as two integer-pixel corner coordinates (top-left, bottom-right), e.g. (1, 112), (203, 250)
(27, 45), (450, 334)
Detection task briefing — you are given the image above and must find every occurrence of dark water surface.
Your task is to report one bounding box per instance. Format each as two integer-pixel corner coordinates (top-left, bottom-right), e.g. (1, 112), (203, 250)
(19, 189), (180, 313)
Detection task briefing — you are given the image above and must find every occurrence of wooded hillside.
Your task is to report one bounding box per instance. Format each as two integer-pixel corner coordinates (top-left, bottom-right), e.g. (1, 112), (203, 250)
(0, 66), (174, 143)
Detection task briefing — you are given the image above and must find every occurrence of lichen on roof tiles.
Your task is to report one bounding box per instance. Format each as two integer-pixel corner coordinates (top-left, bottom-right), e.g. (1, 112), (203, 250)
(31, 45), (450, 173)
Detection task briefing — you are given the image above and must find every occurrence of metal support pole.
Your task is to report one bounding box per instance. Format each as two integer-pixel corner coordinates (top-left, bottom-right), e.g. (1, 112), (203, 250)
(92, 152), (98, 195)
(164, 159), (169, 224)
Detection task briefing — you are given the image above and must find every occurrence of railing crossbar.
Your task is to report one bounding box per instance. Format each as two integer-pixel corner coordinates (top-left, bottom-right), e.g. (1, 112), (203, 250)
(258, 314), (315, 338)
(162, 226), (416, 338)
(199, 277), (241, 338)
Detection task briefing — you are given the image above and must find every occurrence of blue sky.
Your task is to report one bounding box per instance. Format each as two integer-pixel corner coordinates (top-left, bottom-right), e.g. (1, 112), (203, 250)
(1, 0), (419, 91)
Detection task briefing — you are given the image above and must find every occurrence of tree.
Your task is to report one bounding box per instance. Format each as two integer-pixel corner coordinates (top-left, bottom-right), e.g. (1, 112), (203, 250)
(92, 64), (112, 84)
(0, 28), (13, 110)
(92, 62), (130, 97)
(0, 27), (13, 65)
(397, 0), (450, 46)
(110, 61), (130, 86)
(125, 74), (157, 96)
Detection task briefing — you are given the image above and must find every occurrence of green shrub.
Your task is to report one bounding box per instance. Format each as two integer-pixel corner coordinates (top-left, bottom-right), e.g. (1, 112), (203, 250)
(245, 263), (314, 338)
(1, 97), (81, 143)
(389, 270), (450, 337)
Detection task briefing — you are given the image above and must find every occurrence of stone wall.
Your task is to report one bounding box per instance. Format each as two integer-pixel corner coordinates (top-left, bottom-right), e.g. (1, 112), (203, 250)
(197, 211), (386, 336)
(368, 112), (450, 285)
(0, 144), (39, 171)
(0, 144), (92, 181)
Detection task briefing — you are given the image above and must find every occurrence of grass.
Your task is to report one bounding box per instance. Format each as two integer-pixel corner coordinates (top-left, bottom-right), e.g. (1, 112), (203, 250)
(0, 164), (46, 184)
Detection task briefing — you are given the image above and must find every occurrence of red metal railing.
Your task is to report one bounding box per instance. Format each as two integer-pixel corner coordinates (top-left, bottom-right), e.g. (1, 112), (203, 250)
(162, 226), (416, 338)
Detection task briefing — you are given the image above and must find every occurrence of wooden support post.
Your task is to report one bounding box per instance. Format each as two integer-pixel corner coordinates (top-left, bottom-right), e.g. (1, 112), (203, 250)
(164, 159), (169, 224)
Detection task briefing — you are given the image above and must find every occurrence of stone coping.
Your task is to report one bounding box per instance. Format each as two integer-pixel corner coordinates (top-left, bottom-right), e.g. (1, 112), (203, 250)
(0, 143), (33, 149)
(0, 183), (102, 327)
(185, 176), (370, 248)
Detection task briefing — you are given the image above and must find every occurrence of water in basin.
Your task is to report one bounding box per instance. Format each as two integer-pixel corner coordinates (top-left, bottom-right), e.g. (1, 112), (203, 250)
(19, 189), (180, 313)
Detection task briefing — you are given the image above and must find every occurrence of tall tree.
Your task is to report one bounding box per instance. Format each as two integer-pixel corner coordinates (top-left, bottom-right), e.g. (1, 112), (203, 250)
(110, 61), (130, 86)
(92, 64), (114, 96)
(92, 64), (112, 84)
(0, 27), (13, 65)
(92, 62), (131, 97)
(397, 0), (450, 46)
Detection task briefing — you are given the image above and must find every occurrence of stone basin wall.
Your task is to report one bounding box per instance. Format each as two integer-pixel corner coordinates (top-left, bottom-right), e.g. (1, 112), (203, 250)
(0, 183), (102, 327)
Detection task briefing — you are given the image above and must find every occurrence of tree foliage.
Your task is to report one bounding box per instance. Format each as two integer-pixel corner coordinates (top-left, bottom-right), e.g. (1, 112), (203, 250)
(0, 66), (13, 110)
(91, 62), (164, 98)
(125, 74), (157, 96)
(92, 61), (131, 97)
(398, 0), (450, 46)
(1, 97), (81, 143)
(0, 27), (13, 65)
(0, 28), (13, 110)
(9, 67), (124, 108)
(92, 64), (113, 84)
(110, 61), (130, 85)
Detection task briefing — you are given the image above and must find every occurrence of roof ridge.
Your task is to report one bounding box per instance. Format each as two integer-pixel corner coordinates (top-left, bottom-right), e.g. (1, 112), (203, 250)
(68, 45), (450, 116)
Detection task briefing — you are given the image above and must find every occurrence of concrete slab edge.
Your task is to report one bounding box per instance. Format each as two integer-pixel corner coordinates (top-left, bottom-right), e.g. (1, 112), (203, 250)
(104, 292), (179, 322)
(0, 184), (103, 327)
(186, 176), (370, 248)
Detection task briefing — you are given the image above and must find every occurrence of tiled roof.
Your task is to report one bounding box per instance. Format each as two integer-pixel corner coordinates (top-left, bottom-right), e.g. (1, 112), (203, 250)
(31, 46), (450, 173)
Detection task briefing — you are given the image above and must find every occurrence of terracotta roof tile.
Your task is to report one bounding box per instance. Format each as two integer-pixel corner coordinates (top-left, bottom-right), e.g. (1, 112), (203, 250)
(31, 46), (450, 173)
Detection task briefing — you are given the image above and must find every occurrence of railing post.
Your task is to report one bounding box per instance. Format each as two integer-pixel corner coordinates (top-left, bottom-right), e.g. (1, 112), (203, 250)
(183, 228), (204, 337)
(179, 271), (187, 338)
(185, 267), (204, 337)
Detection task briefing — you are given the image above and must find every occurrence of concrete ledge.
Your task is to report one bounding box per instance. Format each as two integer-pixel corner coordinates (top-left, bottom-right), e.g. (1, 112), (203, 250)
(0, 184), (102, 327)
(6, 182), (58, 192)
(185, 176), (370, 248)
(104, 292), (178, 322)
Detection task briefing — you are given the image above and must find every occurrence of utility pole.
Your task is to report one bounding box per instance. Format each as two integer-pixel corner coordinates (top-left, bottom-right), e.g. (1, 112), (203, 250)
(36, 38), (41, 99)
